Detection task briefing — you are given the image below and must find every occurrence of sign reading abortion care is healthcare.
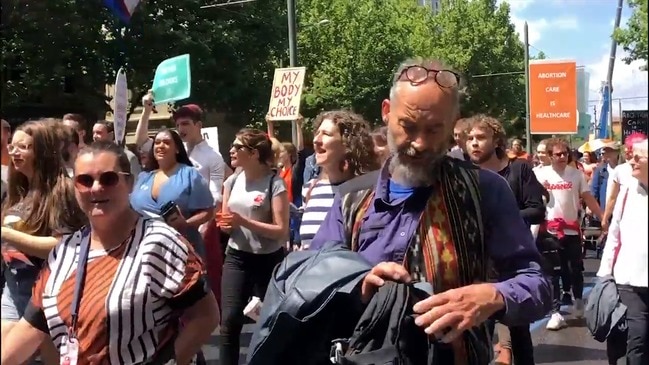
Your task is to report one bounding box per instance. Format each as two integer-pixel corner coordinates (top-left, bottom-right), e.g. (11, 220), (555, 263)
(152, 54), (191, 104)
(267, 67), (306, 121)
(529, 60), (577, 134)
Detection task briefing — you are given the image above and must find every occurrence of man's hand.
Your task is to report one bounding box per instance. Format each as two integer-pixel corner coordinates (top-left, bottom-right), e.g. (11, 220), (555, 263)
(361, 262), (411, 303)
(412, 283), (504, 343)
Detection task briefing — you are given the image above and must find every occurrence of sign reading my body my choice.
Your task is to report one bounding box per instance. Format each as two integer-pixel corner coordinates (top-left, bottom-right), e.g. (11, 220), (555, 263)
(267, 67), (306, 121)
(152, 54), (191, 104)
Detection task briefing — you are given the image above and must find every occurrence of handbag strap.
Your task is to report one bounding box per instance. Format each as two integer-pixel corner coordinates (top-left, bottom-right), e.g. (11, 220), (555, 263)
(612, 188), (630, 269)
(70, 227), (91, 338)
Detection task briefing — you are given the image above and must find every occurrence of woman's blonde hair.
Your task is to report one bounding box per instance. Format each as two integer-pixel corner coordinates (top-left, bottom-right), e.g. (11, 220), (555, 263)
(269, 137), (283, 168)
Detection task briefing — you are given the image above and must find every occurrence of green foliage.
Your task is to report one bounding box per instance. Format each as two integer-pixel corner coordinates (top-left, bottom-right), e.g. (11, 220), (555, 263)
(297, 0), (527, 132)
(613, 0), (648, 70)
(296, 0), (436, 124)
(1, 0), (286, 123)
(431, 0), (526, 128)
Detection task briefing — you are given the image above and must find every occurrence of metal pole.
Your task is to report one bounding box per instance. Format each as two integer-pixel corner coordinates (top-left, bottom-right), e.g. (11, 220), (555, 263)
(606, 0), (624, 139)
(287, 0), (298, 145)
(524, 22), (532, 154)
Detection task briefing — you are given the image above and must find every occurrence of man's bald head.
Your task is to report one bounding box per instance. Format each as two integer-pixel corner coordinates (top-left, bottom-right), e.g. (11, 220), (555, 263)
(381, 58), (463, 186)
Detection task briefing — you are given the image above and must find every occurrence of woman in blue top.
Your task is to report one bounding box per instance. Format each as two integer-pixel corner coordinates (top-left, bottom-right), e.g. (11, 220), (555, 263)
(130, 129), (214, 259)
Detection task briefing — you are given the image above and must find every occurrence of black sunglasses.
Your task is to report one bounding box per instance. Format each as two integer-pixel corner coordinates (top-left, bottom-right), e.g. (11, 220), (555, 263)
(74, 171), (130, 190)
(231, 143), (250, 151)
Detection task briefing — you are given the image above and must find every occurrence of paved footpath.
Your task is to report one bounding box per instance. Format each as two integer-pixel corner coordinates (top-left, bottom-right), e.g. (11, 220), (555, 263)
(203, 253), (622, 364)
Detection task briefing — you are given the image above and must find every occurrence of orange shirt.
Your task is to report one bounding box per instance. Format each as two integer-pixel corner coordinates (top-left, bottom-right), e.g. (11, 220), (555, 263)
(280, 166), (293, 203)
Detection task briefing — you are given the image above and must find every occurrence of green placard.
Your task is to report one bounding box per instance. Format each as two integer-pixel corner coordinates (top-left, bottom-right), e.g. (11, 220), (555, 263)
(152, 54), (191, 104)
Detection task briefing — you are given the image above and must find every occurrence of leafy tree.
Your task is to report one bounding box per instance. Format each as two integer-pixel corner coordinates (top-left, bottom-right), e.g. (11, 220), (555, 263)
(295, 0), (528, 134)
(296, 0), (436, 124)
(430, 0), (526, 127)
(1, 0), (286, 123)
(613, 0), (648, 70)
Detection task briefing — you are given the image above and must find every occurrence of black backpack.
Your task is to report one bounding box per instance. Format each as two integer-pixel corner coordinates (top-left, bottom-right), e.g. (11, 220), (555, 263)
(331, 282), (455, 365)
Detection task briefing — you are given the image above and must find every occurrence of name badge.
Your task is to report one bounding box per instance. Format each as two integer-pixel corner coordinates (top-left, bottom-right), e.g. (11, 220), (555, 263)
(60, 336), (79, 365)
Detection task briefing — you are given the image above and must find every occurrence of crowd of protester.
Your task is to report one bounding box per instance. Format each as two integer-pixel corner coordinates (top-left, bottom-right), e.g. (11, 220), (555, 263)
(0, 57), (647, 365)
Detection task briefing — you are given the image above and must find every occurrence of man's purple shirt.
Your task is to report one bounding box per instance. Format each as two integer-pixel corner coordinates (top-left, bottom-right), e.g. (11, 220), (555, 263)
(310, 165), (552, 325)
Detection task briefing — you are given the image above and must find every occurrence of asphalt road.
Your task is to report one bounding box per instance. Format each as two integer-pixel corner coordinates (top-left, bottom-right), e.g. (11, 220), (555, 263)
(203, 253), (621, 364)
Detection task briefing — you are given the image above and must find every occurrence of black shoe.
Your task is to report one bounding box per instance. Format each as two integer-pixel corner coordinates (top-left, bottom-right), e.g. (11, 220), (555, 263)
(562, 292), (573, 305)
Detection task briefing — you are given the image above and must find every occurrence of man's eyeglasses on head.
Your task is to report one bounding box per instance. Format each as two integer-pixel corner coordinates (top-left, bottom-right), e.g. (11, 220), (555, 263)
(398, 65), (460, 88)
(553, 151), (569, 158)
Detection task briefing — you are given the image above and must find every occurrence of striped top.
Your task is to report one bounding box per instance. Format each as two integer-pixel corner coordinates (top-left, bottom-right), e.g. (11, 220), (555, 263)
(298, 179), (340, 248)
(24, 218), (207, 365)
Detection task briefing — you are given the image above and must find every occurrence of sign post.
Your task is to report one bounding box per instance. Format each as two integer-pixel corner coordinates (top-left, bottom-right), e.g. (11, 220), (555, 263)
(621, 110), (648, 143)
(152, 54), (191, 104)
(529, 60), (577, 134)
(113, 68), (128, 145)
(267, 67), (306, 121)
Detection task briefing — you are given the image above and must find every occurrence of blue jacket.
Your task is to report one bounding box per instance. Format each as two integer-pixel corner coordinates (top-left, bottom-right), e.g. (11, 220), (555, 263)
(590, 164), (609, 211)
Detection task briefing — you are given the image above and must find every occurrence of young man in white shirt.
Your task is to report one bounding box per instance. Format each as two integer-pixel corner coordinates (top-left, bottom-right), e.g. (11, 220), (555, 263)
(535, 138), (603, 330)
(173, 104), (226, 208)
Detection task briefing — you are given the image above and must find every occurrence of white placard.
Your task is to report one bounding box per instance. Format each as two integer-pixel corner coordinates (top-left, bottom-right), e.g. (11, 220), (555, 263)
(114, 68), (128, 145)
(201, 127), (220, 154)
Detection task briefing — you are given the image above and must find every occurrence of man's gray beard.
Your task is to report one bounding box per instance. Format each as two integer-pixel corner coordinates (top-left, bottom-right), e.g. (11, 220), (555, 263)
(387, 129), (447, 187)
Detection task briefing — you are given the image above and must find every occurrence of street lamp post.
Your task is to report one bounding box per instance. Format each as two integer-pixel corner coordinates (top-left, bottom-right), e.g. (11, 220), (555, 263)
(287, 0), (299, 144)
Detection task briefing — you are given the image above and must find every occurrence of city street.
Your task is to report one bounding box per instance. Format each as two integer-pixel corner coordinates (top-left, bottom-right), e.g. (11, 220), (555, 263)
(202, 253), (620, 364)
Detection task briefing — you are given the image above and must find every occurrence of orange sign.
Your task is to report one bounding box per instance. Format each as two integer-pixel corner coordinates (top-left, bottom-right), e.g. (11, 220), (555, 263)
(529, 60), (577, 134)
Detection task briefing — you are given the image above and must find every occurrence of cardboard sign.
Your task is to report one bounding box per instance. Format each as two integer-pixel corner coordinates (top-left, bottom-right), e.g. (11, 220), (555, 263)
(201, 127), (220, 154)
(152, 54), (191, 104)
(267, 67), (306, 121)
(621, 110), (648, 143)
(113, 68), (128, 145)
(529, 60), (578, 134)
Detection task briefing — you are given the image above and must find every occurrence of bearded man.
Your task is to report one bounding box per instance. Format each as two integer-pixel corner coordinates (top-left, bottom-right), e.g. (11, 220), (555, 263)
(310, 58), (551, 364)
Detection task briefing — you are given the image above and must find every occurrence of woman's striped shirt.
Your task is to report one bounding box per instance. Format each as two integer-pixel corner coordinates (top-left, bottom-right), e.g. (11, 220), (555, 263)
(24, 217), (207, 365)
(298, 179), (340, 248)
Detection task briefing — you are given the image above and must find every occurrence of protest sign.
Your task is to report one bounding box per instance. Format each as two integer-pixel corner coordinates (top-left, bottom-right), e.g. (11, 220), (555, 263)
(621, 110), (648, 143)
(152, 54), (191, 104)
(113, 68), (128, 145)
(267, 67), (306, 121)
(529, 60), (578, 134)
(201, 127), (220, 154)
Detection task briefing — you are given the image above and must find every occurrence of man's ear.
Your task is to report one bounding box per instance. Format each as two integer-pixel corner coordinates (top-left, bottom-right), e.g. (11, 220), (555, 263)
(381, 99), (390, 125)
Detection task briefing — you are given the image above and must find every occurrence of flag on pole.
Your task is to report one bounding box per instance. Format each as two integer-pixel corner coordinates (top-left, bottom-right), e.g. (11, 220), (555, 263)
(103, 0), (141, 24)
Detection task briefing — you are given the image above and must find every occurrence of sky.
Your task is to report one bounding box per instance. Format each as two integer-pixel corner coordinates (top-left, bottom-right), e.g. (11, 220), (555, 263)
(499, 0), (648, 120)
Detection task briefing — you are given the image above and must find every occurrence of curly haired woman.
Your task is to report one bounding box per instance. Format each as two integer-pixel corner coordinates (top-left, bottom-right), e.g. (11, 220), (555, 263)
(298, 110), (380, 249)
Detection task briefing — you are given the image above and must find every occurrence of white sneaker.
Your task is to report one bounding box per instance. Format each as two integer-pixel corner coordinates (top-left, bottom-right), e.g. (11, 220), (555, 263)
(573, 299), (585, 318)
(546, 312), (567, 330)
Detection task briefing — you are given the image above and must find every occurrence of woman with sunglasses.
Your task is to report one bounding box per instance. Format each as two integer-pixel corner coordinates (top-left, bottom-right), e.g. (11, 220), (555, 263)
(1, 141), (219, 365)
(1, 119), (86, 364)
(218, 128), (289, 365)
(130, 129), (215, 259)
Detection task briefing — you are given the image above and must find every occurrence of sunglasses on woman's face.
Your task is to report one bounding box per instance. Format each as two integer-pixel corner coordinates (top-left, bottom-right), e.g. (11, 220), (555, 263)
(74, 171), (130, 191)
(231, 143), (249, 151)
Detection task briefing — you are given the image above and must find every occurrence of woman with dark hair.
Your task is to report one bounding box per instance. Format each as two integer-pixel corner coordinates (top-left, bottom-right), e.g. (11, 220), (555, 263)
(1, 140), (218, 365)
(218, 128), (289, 365)
(130, 129), (214, 259)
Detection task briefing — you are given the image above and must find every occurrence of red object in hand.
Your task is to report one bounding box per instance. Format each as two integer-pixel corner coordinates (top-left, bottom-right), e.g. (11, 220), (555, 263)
(202, 220), (223, 312)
